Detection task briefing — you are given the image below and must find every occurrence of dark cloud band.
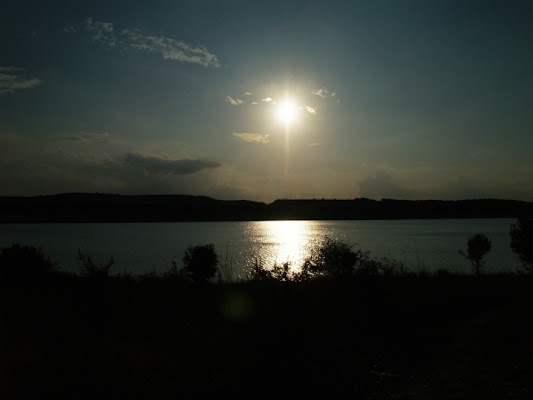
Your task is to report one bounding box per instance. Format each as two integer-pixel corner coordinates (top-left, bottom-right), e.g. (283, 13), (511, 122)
(125, 153), (220, 175)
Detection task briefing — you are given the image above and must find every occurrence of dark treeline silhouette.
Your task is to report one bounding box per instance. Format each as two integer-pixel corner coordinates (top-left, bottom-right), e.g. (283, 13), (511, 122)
(1, 193), (533, 222)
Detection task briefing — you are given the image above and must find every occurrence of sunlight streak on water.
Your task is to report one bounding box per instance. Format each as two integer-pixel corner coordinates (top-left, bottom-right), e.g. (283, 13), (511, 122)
(257, 220), (316, 271)
(0, 219), (522, 277)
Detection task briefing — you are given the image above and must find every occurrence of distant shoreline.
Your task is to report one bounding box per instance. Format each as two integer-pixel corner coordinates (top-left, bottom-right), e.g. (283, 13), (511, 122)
(1, 193), (532, 223)
(0, 216), (523, 224)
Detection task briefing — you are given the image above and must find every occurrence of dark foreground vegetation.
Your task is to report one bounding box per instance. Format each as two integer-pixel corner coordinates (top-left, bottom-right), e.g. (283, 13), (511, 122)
(2, 193), (533, 222)
(0, 250), (533, 399)
(2, 220), (532, 398)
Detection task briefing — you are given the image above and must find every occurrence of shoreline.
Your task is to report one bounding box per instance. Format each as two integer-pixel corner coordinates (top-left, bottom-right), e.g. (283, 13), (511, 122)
(1, 194), (532, 223)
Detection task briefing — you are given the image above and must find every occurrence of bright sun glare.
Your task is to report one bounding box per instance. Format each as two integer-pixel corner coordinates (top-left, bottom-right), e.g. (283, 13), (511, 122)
(277, 99), (298, 124)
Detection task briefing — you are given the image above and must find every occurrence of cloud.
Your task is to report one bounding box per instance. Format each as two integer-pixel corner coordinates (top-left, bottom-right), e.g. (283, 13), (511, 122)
(232, 132), (270, 144)
(0, 133), (231, 196)
(121, 28), (220, 67)
(225, 96), (243, 105)
(70, 18), (220, 67)
(305, 106), (317, 115)
(57, 131), (110, 143)
(125, 153), (221, 175)
(245, 91), (252, 96)
(312, 87), (338, 102)
(251, 101), (258, 105)
(84, 17), (116, 46)
(307, 142), (320, 147)
(312, 88), (329, 98)
(262, 97), (275, 103)
(0, 66), (41, 95)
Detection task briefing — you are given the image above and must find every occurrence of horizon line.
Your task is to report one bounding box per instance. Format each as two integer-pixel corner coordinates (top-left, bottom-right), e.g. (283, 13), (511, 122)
(0, 192), (531, 205)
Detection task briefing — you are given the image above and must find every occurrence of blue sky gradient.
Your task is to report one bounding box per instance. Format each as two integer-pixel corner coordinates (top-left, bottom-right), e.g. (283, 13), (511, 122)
(1, 1), (532, 201)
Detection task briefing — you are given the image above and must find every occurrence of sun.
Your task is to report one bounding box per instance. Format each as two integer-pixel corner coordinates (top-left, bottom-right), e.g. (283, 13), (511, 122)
(277, 99), (298, 125)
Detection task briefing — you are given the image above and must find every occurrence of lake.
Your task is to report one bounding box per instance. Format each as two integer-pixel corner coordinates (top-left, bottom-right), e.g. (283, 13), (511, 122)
(0, 219), (523, 277)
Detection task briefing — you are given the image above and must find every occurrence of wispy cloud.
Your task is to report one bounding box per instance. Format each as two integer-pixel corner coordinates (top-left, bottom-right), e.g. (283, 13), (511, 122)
(312, 87), (330, 98)
(121, 28), (220, 67)
(251, 101), (258, 105)
(245, 91), (253, 96)
(85, 18), (116, 46)
(233, 132), (270, 144)
(125, 153), (220, 175)
(0, 66), (41, 95)
(225, 96), (243, 105)
(305, 106), (317, 115)
(56, 131), (110, 143)
(262, 97), (275, 104)
(68, 18), (220, 68)
(307, 142), (320, 147)
(312, 87), (340, 103)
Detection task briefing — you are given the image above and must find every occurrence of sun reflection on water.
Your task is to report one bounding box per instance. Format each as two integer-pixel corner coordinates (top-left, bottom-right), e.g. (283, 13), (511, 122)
(246, 220), (322, 272)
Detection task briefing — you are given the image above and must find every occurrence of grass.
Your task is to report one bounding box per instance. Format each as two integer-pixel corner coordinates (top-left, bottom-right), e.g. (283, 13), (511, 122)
(1, 244), (533, 398)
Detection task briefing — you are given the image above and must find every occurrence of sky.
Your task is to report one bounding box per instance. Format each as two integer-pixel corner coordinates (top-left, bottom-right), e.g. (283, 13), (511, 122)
(1, 0), (532, 202)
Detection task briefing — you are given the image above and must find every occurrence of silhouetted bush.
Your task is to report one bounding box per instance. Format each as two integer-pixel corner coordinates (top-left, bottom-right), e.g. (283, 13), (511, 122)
(459, 233), (492, 276)
(357, 252), (408, 277)
(183, 244), (219, 283)
(248, 259), (313, 282)
(510, 217), (533, 273)
(249, 260), (291, 282)
(248, 258), (273, 281)
(249, 239), (410, 282)
(0, 243), (57, 284)
(77, 249), (115, 280)
(304, 236), (361, 279)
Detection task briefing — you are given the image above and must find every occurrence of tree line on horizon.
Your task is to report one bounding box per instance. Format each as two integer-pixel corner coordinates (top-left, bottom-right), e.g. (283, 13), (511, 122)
(1, 194), (533, 222)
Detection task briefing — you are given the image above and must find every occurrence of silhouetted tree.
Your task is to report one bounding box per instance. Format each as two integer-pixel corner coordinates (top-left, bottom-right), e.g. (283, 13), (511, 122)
(0, 244), (57, 284)
(510, 217), (533, 272)
(77, 249), (115, 280)
(183, 244), (219, 283)
(459, 233), (492, 277)
(305, 236), (360, 279)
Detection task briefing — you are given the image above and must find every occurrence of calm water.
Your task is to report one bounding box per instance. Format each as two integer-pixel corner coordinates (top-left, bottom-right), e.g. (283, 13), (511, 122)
(0, 219), (522, 277)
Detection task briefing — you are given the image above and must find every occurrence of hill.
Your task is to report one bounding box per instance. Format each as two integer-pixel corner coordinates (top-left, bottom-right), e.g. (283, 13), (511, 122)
(1, 194), (533, 222)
